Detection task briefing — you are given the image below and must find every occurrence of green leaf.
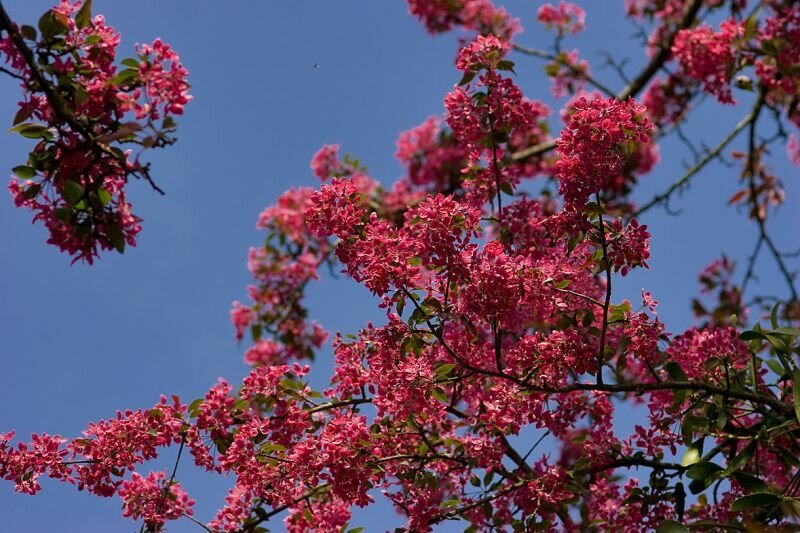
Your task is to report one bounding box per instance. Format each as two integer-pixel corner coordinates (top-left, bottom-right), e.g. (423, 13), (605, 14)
(730, 492), (780, 512)
(544, 63), (560, 77)
(12, 166), (37, 179)
(53, 207), (71, 221)
(496, 60), (516, 73)
(10, 123), (52, 140)
(458, 70), (476, 86)
(187, 398), (203, 415)
(20, 25), (37, 40)
(681, 415), (706, 441)
(739, 330), (765, 341)
(13, 107), (33, 126)
(771, 302), (780, 329)
(792, 370), (800, 425)
(22, 183), (41, 199)
(499, 182), (514, 195)
(109, 69), (138, 87)
(688, 478), (710, 495)
(62, 180), (84, 205)
(259, 442), (286, 453)
(107, 225), (126, 253)
(725, 440), (756, 475)
(436, 363), (456, 378)
(733, 472), (767, 494)
(766, 358), (786, 378)
(681, 437), (704, 467)
(75, 0), (93, 29)
(431, 387), (448, 403)
(97, 188), (111, 206)
(773, 327), (800, 337)
(686, 462), (723, 481)
(38, 11), (68, 39)
(122, 58), (140, 69)
(655, 520), (689, 533)
(764, 333), (788, 353)
(440, 499), (461, 508)
(665, 361), (688, 382)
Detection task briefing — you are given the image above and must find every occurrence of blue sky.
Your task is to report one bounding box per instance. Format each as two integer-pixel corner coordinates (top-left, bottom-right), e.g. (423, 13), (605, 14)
(0, 1), (797, 531)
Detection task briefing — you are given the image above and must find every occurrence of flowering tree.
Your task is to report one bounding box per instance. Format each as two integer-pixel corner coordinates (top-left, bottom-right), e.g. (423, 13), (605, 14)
(2, 0), (800, 532)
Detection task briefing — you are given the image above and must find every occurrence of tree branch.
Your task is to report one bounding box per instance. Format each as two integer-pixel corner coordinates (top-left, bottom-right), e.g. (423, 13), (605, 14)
(633, 91), (764, 218)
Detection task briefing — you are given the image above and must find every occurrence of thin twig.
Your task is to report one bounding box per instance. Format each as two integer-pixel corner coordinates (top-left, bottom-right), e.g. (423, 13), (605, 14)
(183, 513), (213, 532)
(633, 93), (764, 217)
(743, 90), (798, 301)
(513, 44), (617, 97)
(595, 194), (612, 386)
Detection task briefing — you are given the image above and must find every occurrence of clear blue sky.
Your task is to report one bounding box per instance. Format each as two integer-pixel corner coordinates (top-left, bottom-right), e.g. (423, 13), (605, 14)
(0, 1), (797, 531)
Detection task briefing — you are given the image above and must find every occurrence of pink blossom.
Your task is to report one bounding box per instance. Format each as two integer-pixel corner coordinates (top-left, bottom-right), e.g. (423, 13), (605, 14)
(118, 471), (195, 529)
(556, 96), (653, 211)
(537, 1), (586, 35)
(230, 301), (256, 341)
(672, 19), (744, 104)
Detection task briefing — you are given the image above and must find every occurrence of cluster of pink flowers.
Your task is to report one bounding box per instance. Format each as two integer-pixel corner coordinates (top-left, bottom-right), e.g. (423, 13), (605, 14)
(445, 36), (546, 201)
(1, 0), (190, 263)
(672, 19), (744, 103)
(0, 432), (68, 495)
(406, 0), (520, 39)
(395, 116), (471, 191)
(117, 38), (191, 120)
(556, 96), (653, 210)
(118, 471), (195, 530)
(755, 4), (800, 117)
(666, 327), (749, 380)
(604, 218), (651, 275)
(0, 395), (194, 528)
(537, 1), (586, 35)
(309, 144), (363, 181)
(455, 34), (509, 72)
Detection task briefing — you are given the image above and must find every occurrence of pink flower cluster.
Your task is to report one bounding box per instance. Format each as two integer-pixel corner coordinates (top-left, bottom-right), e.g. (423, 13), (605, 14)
(117, 38), (191, 120)
(118, 471), (195, 530)
(395, 116), (471, 191)
(455, 34), (509, 72)
(556, 96), (653, 210)
(406, 0), (520, 39)
(309, 144), (361, 181)
(672, 19), (744, 104)
(604, 218), (651, 276)
(755, 4), (800, 102)
(537, 1), (586, 35)
(667, 326), (749, 380)
(445, 36), (546, 190)
(2, 0), (190, 263)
